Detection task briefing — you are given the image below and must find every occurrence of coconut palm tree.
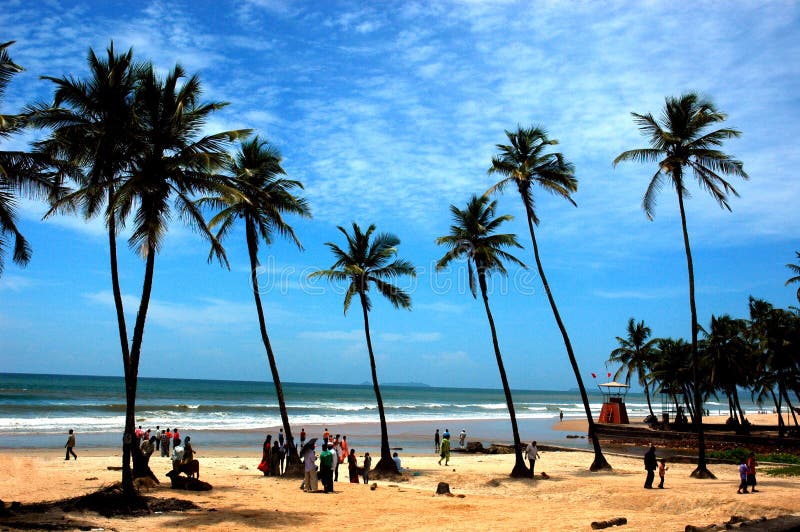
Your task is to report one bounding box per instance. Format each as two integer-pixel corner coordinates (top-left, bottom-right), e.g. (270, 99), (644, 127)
(110, 64), (249, 493)
(786, 251), (800, 304)
(435, 194), (529, 477)
(201, 137), (310, 469)
(0, 40), (52, 275)
(488, 125), (610, 471)
(31, 43), (142, 376)
(608, 318), (658, 420)
(309, 223), (415, 473)
(614, 93), (748, 478)
(702, 314), (750, 425)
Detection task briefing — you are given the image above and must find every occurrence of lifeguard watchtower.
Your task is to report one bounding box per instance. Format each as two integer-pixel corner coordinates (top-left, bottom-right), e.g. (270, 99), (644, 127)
(597, 381), (630, 424)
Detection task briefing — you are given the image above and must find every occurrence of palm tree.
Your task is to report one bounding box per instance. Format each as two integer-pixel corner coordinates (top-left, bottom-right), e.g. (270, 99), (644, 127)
(31, 43), (142, 383)
(0, 40), (51, 275)
(109, 63), (249, 493)
(435, 194), (529, 477)
(608, 318), (658, 420)
(614, 93), (748, 478)
(786, 251), (800, 304)
(702, 314), (749, 426)
(309, 223), (415, 473)
(488, 125), (610, 471)
(650, 338), (694, 419)
(202, 137), (310, 469)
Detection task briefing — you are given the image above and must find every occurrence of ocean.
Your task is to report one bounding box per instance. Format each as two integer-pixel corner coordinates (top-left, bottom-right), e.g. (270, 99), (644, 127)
(0, 373), (760, 453)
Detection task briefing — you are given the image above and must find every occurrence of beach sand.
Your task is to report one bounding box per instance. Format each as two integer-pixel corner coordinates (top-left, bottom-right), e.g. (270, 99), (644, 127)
(2, 419), (799, 532)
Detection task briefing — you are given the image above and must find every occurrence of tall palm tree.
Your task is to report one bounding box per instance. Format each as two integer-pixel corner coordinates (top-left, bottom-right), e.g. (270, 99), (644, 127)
(109, 63), (248, 493)
(608, 318), (658, 419)
(0, 40), (51, 275)
(31, 43), (142, 385)
(488, 125), (610, 471)
(309, 223), (415, 473)
(786, 251), (800, 304)
(435, 194), (529, 477)
(614, 93), (748, 478)
(201, 137), (310, 469)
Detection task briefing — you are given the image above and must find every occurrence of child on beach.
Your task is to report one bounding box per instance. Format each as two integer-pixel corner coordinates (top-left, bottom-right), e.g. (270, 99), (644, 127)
(64, 429), (77, 460)
(737, 462), (749, 494)
(362, 452), (371, 484)
(658, 458), (668, 488)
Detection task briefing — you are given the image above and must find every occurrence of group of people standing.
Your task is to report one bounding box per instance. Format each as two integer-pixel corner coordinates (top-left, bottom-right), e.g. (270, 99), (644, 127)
(300, 428), (373, 492)
(258, 429), (292, 477)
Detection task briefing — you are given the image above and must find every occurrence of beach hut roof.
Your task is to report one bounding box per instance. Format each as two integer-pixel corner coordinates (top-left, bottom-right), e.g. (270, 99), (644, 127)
(597, 381), (630, 388)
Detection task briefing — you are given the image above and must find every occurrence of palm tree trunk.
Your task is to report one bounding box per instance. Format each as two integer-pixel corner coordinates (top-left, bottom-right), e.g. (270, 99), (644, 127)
(676, 189), (713, 478)
(245, 223), (299, 471)
(477, 271), (529, 477)
(358, 290), (395, 473)
(643, 384), (655, 418)
(772, 389), (785, 437)
(523, 206), (610, 471)
(781, 386), (799, 427)
(121, 241), (156, 497)
(732, 388), (747, 425)
(106, 192), (135, 493)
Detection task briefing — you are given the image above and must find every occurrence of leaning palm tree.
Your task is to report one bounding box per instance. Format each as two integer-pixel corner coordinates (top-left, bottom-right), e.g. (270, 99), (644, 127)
(614, 93), (748, 478)
(309, 223), (415, 473)
(608, 318), (659, 420)
(488, 125), (610, 471)
(435, 194), (529, 477)
(786, 251), (800, 304)
(0, 40), (52, 275)
(201, 137), (310, 470)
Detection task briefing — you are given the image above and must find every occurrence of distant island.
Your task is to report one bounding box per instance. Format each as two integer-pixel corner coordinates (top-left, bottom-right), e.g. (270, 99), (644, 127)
(360, 381), (430, 388)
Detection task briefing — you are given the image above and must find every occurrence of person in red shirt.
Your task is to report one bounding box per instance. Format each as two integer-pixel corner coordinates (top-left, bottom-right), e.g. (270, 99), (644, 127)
(173, 428), (181, 445)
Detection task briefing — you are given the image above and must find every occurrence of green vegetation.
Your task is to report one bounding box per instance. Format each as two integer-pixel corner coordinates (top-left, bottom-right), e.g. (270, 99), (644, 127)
(764, 465), (800, 477)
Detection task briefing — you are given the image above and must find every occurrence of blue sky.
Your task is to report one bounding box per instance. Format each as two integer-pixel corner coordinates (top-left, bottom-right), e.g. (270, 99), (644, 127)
(1, 0), (798, 390)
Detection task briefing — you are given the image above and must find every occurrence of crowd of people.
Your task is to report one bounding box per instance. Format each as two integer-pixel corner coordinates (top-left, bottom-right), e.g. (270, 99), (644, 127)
(293, 428), (379, 492)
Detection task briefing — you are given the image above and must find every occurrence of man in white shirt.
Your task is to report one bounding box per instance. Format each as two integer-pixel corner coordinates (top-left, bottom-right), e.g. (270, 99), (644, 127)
(525, 440), (540, 478)
(171, 438), (185, 472)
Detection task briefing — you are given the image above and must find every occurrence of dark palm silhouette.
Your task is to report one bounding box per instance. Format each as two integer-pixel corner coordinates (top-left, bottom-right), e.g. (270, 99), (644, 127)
(608, 318), (658, 419)
(488, 125), (610, 471)
(614, 93), (748, 478)
(0, 40), (51, 275)
(435, 194), (529, 477)
(36, 53), (248, 494)
(786, 251), (800, 304)
(310, 223), (415, 473)
(202, 137), (310, 469)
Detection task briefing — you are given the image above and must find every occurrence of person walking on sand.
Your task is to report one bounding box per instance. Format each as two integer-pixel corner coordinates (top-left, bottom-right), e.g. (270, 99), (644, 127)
(438, 434), (450, 466)
(459, 429), (467, 449)
(746, 452), (758, 492)
(300, 427), (306, 448)
(340, 435), (349, 461)
(559, 410), (564, 422)
(154, 425), (161, 452)
(362, 452), (372, 484)
(332, 437), (341, 482)
(64, 429), (77, 460)
(434, 429), (440, 453)
(643, 444), (657, 489)
(658, 458), (668, 488)
(525, 440), (540, 478)
(737, 461), (749, 494)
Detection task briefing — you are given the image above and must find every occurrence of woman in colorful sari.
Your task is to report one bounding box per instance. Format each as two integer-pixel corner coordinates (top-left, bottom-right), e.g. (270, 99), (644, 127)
(257, 434), (272, 476)
(348, 448), (359, 483)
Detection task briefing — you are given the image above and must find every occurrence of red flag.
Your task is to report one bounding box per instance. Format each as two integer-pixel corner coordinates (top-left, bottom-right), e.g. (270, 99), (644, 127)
(608, 372), (611, 378)
(591, 372), (597, 378)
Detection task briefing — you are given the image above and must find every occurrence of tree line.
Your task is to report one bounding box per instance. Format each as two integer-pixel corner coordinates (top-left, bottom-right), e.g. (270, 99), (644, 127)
(2, 40), (797, 494)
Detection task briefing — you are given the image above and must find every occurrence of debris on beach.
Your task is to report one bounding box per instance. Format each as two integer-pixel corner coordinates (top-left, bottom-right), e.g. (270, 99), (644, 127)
(684, 514), (800, 531)
(435, 482), (452, 495)
(590, 516), (627, 529)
